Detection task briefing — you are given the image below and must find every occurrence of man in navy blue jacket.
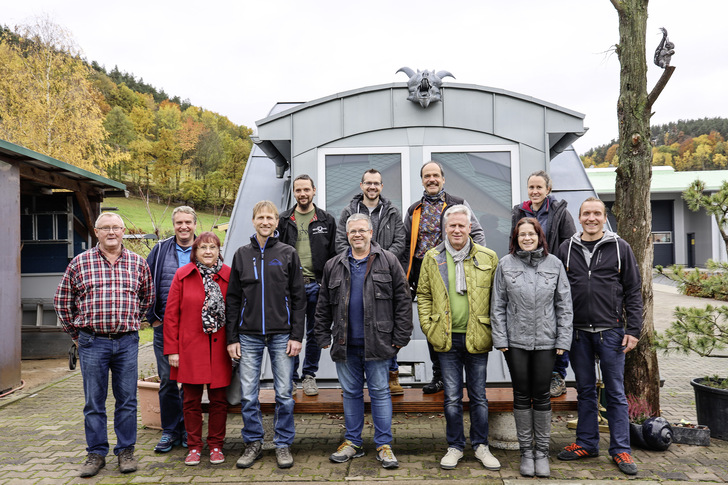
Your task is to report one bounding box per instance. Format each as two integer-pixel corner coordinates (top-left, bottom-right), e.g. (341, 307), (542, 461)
(146, 206), (197, 453)
(555, 198), (643, 476)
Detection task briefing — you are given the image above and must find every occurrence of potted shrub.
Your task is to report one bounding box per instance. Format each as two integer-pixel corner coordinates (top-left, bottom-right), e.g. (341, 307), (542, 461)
(655, 303), (728, 441)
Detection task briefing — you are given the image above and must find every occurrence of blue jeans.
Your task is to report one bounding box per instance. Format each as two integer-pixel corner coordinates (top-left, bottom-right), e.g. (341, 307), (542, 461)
(293, 282), (321, 380)
(336, 345), (392, 448)
(570, 328), (630, 456)
(77, 330), (139, 456)
(239, 333), (295, 447)
(153, 324), (184, 438)
(553, 350), (570, 379)
(437, 333), (489, 450)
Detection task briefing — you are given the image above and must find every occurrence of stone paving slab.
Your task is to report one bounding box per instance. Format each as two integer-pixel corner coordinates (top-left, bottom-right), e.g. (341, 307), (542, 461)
(1, 286), (728, 483)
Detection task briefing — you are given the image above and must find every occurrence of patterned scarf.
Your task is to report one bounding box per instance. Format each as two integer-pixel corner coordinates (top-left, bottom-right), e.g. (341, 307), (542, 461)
(444, 237), (471, 295)
(415, 190), (446, 259)
(196, 259), (225, 334)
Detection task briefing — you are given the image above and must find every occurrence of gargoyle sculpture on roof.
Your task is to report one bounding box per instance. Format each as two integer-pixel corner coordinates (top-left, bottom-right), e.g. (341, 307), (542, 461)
(396, 67), (455, 108)
(654, 27), (675, 69)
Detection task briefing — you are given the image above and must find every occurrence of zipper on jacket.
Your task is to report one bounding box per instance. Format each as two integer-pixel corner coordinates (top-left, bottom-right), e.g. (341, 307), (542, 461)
(253, 257), (258, 280)
(285, 296), (291, 326)
(260, 243), (266, 334)
(239, 299), (247, 327)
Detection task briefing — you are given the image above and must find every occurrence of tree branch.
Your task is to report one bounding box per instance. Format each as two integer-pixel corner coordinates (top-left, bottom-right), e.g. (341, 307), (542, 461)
(647, 66), (676, 110)
(609, 0), (622, 10)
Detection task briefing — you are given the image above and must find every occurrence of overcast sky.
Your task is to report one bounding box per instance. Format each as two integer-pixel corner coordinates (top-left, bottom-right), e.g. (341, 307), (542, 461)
(5, 1), (727, 155)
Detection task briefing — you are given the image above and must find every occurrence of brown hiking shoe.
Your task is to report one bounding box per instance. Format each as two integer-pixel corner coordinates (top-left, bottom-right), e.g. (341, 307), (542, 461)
(79, 453), (105, 477)
(389, 370), (404, 395)
(118, 448), (138, 473)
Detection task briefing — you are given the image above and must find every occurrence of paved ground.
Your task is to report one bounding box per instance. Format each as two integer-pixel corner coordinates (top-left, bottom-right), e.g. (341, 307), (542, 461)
(1, 283), (727, 484)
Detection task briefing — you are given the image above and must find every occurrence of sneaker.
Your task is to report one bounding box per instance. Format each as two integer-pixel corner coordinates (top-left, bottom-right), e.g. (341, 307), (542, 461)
(474, 444), (500, 470)
(185, 449), (201, 466)
(236, 441), (263, 469)
(79, 453), (105, 477)
(557, 443), (599, 461)
(376, 444), (399, 469)
(439, 447), (463, 469)
(209, 448), (225, 465)
(423, 377), (444, 394)
(613, 452), (638, 475)
(276, 446), (294, 469)
(117, 448), (138, 474)
(329, 440), (365, 463)
(389, 370), (404, 396)
(302, 375), (319, 396)
(550, 372), (567, 397)
(181, 430), (188, 448)
(154, 433), (181, 453)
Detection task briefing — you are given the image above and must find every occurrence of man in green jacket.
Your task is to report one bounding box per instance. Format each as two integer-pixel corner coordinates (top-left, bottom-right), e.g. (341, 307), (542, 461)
(417, 204), (500, 472)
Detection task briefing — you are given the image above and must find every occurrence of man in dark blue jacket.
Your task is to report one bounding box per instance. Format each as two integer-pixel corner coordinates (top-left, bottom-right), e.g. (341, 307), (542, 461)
(146, 206), (197, 453)
(555, 197), (643, 476)
(315, 213), (412, 469)
(227, 200), (306, 470)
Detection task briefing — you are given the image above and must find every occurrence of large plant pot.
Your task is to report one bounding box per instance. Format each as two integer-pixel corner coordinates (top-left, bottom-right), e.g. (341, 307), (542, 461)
(137, 376), (162, 430)
(691, 377), (728, 441)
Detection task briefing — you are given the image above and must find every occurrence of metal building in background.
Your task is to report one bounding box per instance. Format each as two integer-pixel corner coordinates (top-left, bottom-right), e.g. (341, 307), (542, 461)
(224, 78), (599, 387)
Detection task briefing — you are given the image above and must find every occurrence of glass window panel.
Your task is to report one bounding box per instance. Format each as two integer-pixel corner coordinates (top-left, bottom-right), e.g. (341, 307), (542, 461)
(56, 214), (68, 240)
(21, 214), (34, 240)
(325, 154), (402, 218)
(431, 152), (511, 258)
(36, 214), (54, 240)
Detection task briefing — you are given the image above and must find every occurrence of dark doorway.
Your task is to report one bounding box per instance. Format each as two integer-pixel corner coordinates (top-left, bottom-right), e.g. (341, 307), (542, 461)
(687, 233), (696, 268)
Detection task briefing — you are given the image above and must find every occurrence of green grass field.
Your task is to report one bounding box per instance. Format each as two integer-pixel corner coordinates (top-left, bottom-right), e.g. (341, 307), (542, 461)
(106, 197), (231, 256)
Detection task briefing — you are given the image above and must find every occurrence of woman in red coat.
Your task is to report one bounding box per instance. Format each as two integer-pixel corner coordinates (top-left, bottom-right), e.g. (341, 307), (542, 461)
(164, 232), (232, 466)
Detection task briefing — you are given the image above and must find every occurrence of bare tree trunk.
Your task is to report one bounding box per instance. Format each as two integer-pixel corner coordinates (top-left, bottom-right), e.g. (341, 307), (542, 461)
(610, 0), (661, 414)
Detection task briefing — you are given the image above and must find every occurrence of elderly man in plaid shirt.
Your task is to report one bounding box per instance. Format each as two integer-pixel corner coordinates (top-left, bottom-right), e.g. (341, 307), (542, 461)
(54, 212), (155, 478)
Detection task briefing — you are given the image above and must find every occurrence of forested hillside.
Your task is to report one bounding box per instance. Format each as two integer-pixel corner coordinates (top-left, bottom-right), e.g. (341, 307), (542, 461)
(0, 18), (252, 212)
(581, 117), (728, 171)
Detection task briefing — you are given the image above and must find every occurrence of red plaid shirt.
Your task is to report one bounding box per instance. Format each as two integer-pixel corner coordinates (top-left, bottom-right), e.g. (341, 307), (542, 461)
(54, 246), (155, 340)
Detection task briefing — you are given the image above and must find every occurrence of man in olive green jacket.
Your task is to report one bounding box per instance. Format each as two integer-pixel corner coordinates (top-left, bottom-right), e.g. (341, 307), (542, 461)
(417, 204), (500, 472)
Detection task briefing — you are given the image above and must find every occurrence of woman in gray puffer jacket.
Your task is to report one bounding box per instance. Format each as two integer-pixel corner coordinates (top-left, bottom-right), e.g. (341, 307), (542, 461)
(491, 217), (573, 479)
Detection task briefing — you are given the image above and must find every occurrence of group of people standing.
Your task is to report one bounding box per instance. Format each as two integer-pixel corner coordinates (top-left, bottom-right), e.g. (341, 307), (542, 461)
(53, 160), (643, 479)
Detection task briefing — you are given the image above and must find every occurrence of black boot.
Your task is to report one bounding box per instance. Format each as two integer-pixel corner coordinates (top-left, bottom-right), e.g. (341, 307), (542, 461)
(513, 408), (534, 477)
(533, 409), (552, 478)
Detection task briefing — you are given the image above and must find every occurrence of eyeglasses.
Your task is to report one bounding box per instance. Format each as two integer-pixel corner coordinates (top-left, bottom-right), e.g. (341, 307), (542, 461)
(96, 226), (124, 233)
(197, 245), (219, 251)
(362, 181), (381, 187)
(348, 229), (371, 235)
(518, 232), (537, 238)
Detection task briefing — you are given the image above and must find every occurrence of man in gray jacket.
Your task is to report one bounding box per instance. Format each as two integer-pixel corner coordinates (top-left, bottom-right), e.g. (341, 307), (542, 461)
(316, 213), (412, 469)
(335, 168), (407, 394)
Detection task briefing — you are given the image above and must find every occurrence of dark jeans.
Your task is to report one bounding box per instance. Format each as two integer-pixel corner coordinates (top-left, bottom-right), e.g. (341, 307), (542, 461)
(437, 333), (489, 450)
(77, 330), (139, 456)
(504, 348), (556, 411)
(570, 328), (630, 456)
(293, 281), (321, 380)
(153, 324), (185, 438)
(553, 350), (570, 379)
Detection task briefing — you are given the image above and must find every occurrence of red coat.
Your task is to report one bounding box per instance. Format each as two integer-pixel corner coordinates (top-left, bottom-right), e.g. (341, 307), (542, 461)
(164, 262), (232, 388)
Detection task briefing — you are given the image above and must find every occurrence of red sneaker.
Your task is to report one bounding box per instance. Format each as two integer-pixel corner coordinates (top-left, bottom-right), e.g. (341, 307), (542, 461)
(185, 449), (201, 466)
(210, 447), (225, 464)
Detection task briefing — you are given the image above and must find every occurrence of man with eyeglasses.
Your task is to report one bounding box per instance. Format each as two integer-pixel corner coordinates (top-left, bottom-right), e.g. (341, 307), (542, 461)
(315, 213), (412, 469)
(277, 174), (337, 396)
(145, 206), (197, 453)
(335, 169), (406, 395)
(54, 213), (154, 478)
